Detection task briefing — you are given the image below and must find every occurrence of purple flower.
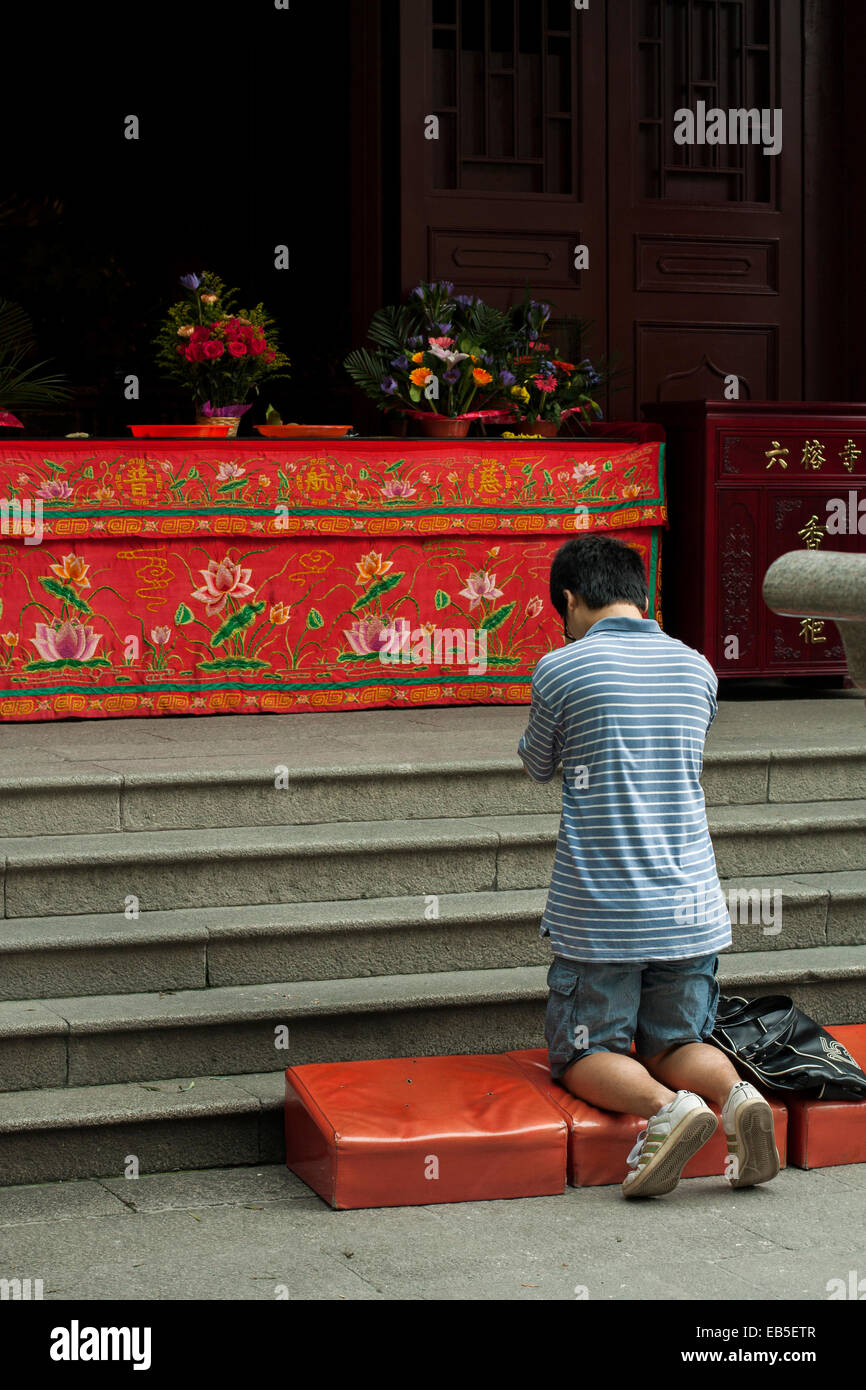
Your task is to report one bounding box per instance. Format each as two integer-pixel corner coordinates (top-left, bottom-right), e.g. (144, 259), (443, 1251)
(455, 294), (477, 308)
(380, 377), (398, 394)
(498, 370), (516, 387)
(435, 321), (452, 335)
(442, 368), (461, 385)
(412, 286), (426, 299)
(179, 273), (203, 290)
(407, 335), (423, 349)
(390, 356), (409, 371)
(435, 281), (455, 294)
(482, 353), (493, 366)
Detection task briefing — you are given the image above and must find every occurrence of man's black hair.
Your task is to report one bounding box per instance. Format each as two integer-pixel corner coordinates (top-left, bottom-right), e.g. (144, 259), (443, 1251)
(549, 534), (649, 621)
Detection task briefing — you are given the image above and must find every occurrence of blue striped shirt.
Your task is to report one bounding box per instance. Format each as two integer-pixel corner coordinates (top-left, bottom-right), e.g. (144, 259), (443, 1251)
(518, 616), (732, 962)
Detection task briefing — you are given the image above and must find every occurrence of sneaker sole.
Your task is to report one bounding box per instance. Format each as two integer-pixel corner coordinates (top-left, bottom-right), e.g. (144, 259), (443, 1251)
(727, 1098), (780, 1188)
(622, 1109), (718, 1198)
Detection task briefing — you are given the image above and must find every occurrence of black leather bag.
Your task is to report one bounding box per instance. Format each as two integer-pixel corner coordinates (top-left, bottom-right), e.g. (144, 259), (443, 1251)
(709, 993), (866, 1101)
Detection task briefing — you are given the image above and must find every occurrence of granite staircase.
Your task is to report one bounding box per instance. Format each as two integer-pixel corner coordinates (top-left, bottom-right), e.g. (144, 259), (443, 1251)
(1, 700), (865, 1185)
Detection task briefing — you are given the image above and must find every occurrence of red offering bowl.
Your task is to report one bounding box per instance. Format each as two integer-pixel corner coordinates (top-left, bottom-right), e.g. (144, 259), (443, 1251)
(128, 424), (234, 438)
(255, 425), (354, 440)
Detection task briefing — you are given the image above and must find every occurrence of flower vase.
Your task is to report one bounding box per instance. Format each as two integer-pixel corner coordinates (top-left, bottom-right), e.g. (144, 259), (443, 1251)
(523, 418), (559, 438)
(419, 415), (472, 439)
(195, 403), (250, 438)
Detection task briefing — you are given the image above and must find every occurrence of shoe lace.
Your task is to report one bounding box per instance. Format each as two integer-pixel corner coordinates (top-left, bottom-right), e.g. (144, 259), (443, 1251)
(626, 1129), (649, 1169)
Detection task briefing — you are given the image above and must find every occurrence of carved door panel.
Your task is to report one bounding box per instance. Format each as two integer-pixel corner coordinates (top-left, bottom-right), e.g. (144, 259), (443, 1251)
(398, 0), (608, 381)
(716, 489), (760, 671)
(608, 0), (803, 413)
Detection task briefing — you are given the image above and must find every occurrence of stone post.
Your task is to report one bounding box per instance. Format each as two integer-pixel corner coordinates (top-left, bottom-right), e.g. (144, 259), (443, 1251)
(762, 551), (866, 694)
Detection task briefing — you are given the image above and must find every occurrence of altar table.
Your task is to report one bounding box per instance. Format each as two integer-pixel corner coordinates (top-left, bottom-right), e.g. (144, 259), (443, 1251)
(0, 439), (667, 721)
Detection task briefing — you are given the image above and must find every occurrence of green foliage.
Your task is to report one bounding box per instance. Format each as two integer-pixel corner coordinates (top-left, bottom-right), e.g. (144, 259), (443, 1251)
(480, 602), (516, 631)
(0, 298), (69, 412)
(38, 576), (92, 614)
(211, 601), (266, 647)
(351, 571), (404, 612)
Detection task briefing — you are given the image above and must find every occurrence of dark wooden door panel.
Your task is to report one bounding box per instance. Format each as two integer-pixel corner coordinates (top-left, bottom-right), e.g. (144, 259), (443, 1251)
(610, 0), (803, 414)
(399, 0), (607, 375)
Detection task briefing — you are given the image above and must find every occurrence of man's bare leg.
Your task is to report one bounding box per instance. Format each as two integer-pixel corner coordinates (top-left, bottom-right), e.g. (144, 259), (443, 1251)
(560, 1050), (677, 1119)
(639, 1042), (742, 1109)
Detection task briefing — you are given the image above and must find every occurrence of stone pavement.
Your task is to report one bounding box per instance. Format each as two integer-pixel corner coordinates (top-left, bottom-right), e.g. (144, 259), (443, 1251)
(2, 1159), (865, 1302)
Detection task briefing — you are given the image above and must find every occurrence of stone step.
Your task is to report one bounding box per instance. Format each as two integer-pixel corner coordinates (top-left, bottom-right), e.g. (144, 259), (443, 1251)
(2, 945), (866, 1184)
(2, 945), (866, 1096)
(2, 872), (865, 1001)
(3, 801), (866, 917)
(3, 743), (866, 837)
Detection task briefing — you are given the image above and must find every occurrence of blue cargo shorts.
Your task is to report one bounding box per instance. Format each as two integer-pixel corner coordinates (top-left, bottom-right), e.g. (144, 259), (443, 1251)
(544, 952), (721, 1083)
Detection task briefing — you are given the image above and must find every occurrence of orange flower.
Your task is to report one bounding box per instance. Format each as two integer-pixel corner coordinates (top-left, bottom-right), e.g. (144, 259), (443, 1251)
(94, 485), (114, 502)
(270, 602), (291, 625)
(344, 487), (362, 504)
(472, 368), (492, 385)
(2, 632), (19, 647)
(411, 352), (425, 364)
(49, 554), (91, 589)
(410, 367), (433, 387)
(356, 550), (394, 586)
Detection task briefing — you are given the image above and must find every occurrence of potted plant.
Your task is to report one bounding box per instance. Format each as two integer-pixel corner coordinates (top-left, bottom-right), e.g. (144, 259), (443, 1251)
(154, 271), (291, 436)
(344, 281), (518, 437)
(0, 298), (69, 430)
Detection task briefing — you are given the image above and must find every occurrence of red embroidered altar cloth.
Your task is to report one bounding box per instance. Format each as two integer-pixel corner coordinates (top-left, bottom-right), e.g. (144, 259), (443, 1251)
(0, 439), (667, 720)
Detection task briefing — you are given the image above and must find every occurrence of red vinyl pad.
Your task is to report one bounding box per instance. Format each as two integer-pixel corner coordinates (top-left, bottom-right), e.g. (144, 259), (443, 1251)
(785, 1025), (866, 1169)
(284, 1054), (569, 1210)
(507, 1048), (788, 1187)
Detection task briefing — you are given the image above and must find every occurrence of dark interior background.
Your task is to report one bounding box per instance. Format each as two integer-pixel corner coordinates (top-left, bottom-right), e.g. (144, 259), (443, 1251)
(0, 1), (354, 436)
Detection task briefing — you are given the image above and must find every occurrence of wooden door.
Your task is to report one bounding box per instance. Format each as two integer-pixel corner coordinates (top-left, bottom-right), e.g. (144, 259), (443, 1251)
(608, 0), (803, 413)
(398, 0), (608, 382)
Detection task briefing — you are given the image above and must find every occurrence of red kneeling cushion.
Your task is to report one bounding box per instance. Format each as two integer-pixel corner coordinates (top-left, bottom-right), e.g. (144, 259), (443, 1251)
(507, 1048), (788, 1186)
(785, 1025), (866, 1169)
(285, 1054), (569, 1209)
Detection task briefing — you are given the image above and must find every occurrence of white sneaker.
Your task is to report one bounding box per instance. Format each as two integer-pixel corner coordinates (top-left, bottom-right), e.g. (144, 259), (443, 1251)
(622, 1091), (718, 1198)
(721, 1080), (780, 1188)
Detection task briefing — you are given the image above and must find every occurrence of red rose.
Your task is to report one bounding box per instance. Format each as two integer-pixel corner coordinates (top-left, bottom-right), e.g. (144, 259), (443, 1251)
(248, 337), (266, 356)
(227, 340), (247, 357)
(187, 342), (206, 361)
(203, 340), (224, 359)
(191, 325), (210, 342)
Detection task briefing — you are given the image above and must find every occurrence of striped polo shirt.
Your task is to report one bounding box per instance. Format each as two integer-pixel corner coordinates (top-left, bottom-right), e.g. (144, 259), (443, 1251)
(518, 615), (732, 963)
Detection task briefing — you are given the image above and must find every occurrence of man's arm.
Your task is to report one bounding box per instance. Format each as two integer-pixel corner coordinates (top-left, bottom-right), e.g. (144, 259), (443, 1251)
(518, 681), (563, 783)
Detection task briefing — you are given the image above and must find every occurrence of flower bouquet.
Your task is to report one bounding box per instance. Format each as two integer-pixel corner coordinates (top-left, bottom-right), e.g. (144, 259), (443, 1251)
(344, 281), (519, 437)
(154, 271), (290, 435)
(501, 298), (606, 436)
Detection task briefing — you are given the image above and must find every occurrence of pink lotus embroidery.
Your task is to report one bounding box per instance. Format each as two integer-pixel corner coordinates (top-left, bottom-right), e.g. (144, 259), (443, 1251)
(32, 620), (102, 661)
(217, 462), (246, 481)
(459, 570), (504, 611)
(526, 596), (544, 619)
(344, 618), (398, 656)
(572, 462), (597, 485)
(191, 558), (255, 617)
(150, 626), (172, 644)
(380, 478), (416, 500)
(36, 479), (73, 500)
